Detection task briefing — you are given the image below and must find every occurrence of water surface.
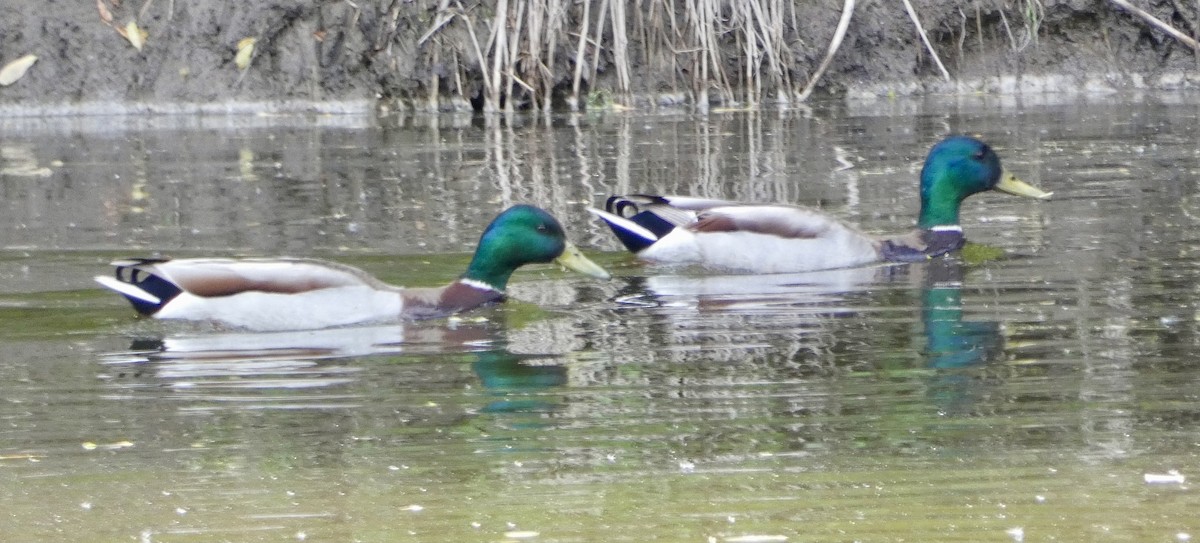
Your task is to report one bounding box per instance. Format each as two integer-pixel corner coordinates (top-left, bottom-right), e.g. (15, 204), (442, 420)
(2, 94), (1200, 542)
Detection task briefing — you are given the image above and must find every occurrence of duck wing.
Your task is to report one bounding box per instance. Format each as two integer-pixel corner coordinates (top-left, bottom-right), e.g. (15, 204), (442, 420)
(94, 258), (391, 316)
(146, 258), (387, 295)
(690, 205), (838, 239)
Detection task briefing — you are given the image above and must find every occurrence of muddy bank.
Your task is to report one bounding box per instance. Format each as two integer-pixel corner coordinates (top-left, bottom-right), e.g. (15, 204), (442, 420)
(0, 1), (1197, 115)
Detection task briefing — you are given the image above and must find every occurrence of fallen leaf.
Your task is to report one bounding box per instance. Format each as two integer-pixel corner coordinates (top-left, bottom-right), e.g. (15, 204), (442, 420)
(235, 37), (256, 70)
(313, 30), (327, 42)
(0, 54), (38, 86)
(96, 0), (113, 24)
(123, 20), (146, 51)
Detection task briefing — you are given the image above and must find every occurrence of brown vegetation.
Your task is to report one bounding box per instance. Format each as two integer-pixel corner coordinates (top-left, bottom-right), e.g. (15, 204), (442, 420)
(1, 1), (1198, 114)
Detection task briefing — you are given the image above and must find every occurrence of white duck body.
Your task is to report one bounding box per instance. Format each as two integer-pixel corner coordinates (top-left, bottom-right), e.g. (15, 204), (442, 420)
(94, 258), (484, 332)
(158, 284), (403, 331)
(588, 199), (882, 273)
(639, 205), (881, 273)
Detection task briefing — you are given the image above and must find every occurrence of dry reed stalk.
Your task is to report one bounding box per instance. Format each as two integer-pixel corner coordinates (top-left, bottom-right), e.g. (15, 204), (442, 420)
(590, 0), (611, 92)
(609, 0), (632, 103)
(523, 0), (543, 111)
(417, 0), (454, 112)
(417, 0), (455, 46)
(707, 0), (734, 106)
(901, 0), (951, 80)
(633, 0), (649, 78)
(642, 0), (680, 98)
(746, 0), (788, 105)
(456, 0), (492, 109)
(485, 0), (509, 112)
(998, 7), (1017, 50)
(770, 0), (795, 101)
(975, 2), (983, 53)
(569, 0), (591, 111)
(504, 1), (527, 112)
(1019, 0), (1043, 50)
(689, 0), (734, 110)
(419, 1), (1004, 112)
(799, 0), (855, 101)
(453, 50), (468, 109)
(539, 0), (563, 112)
(731, 2), (751, 104)
(635, 0), (678, 101)
(1109, 0), (1200, 51)
(428, 45), (441, 112)
(740, 2), (761, 105)
(685, 0), (710, 111)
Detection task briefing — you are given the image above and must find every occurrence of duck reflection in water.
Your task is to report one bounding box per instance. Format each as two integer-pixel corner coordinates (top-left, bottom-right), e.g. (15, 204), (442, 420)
(102, 318), (575, 422)
(919, 257), (1005, 415)
(471, 350), (568, 420)
(612, 256), (1005, 415)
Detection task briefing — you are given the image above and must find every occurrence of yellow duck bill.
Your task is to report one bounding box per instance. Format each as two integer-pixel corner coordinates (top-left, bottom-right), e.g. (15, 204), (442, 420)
(995, 170), (1053, 200)
(555, 242), (611, 279)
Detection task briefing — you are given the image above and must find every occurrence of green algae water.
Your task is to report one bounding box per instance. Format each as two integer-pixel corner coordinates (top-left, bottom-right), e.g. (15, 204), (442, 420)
(2, 94), (1199, 542)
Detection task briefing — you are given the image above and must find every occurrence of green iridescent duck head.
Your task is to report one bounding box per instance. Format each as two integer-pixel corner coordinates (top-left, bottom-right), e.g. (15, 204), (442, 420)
(463, 204), (609, 290)
(917, 136), (1052, 229)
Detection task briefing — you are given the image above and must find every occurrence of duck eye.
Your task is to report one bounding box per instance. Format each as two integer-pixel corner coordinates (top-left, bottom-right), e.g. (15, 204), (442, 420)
(536, 223), (549, 233)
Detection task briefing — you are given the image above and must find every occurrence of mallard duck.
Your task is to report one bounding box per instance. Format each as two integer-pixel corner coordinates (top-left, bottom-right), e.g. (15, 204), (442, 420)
(588, 136), (1052, 273)
(95, 205), (610, 331)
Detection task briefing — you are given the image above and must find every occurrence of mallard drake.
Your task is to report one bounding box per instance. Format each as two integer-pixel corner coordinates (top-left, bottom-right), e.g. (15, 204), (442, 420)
(588, 136), (1052, 273)
(95, 205), (610, 331)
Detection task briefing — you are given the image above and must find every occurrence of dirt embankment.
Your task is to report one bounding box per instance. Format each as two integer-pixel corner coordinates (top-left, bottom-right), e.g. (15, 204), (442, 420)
(0, 1), (1197, 115)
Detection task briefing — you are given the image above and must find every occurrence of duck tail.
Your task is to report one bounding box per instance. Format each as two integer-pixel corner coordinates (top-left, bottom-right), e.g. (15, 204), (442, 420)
(585, 207), (656, 253)
(585, 197), (675, 254)
(94, 259), (182, 316)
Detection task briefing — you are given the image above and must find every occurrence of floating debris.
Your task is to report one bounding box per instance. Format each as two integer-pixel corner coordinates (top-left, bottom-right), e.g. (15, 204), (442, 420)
(82, 440), (134, 451)
(0, 453), (45, 461)
(1144, 471), (1186, 484)
(118, 20), (147, 51)
(95, 0), (113, 24)
(0, 54), (37, 86)
(236, 37), (257, 70)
